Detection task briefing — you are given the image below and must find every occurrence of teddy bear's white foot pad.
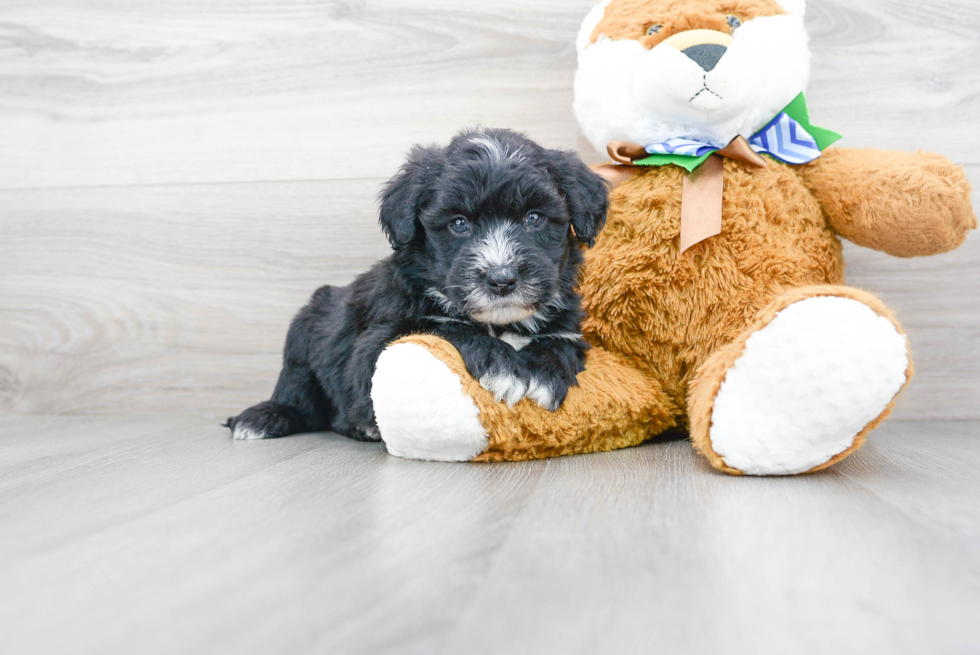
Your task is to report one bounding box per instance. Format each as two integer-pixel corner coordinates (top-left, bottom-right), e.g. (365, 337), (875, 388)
(709, 296), (909, 475)
(372, 343), (489, 462)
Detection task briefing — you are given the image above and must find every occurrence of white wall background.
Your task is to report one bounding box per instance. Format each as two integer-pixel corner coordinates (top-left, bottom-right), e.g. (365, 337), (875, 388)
(0, 0), (977, 419)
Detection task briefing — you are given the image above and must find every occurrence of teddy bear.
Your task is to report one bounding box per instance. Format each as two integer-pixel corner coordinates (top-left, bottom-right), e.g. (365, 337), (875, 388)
(367, 0), (976, 475)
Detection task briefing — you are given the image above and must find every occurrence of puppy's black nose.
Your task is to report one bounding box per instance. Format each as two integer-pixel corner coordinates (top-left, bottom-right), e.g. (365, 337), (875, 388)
(486, 267), (519, 296)
(682, 43), (727, 72)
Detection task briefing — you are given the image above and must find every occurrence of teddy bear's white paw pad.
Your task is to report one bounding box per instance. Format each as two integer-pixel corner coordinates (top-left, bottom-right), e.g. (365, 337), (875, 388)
(371, 343), (489, 462)
(709, 297), (909, 475)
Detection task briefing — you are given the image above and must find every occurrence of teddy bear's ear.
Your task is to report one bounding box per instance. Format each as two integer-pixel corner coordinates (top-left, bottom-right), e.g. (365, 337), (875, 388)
(378, 145), (444, 249)
(776, 0), (806, 15)
(547, 149), (610, 247)
(576, 0), (614, 52)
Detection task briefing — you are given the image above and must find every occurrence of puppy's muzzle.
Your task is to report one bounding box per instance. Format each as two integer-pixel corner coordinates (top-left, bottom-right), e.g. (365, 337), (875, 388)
(485, 266), (519, 297)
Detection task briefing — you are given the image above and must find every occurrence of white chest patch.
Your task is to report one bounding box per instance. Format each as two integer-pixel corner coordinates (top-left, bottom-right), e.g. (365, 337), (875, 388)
(499, 332), (533, 351)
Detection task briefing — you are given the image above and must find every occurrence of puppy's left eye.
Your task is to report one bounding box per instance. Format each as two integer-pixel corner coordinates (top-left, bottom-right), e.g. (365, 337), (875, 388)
(726, 15), (742, 32)
(449, 216), (471, 235)
(524, 211), (545, 229)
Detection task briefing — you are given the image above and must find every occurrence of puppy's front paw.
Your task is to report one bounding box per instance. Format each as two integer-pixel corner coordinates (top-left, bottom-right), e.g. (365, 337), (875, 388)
(461, 343), (529, 407)
(479, 371), (528, 407)
(525, 373), (572, 412)
(345, 423), (382, 442)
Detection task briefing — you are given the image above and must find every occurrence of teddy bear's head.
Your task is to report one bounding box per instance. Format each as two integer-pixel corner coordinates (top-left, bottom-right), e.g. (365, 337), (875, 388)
(574, 0), (809, 153)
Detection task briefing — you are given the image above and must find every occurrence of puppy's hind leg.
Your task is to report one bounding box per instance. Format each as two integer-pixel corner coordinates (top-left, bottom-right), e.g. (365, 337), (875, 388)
(226, 300), (334, 440)
(226, 361), (332, 440)
(226, 402), (305, 441)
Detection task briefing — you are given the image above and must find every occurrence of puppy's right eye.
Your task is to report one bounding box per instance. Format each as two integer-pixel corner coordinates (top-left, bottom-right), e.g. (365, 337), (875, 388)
(449, 216), (470, 235)
(524, 211), (545, 229)
(646, 23), (663, 36)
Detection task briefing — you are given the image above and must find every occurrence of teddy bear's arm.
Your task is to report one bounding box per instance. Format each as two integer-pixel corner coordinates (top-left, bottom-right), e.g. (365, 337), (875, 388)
(799, 148), (976, 257)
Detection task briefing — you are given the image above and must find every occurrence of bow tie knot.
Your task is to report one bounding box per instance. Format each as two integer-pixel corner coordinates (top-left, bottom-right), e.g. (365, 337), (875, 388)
(601, 93), (842, 254)
(607, 94), (841, 172)
(644, 110), (823, 166)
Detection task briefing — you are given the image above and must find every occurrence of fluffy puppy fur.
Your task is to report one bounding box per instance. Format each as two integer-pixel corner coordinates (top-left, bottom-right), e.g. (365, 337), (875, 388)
(226, 128), (609, 442)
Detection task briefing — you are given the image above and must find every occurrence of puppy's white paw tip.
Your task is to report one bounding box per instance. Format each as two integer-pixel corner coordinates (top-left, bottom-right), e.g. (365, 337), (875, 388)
(526, 378), (559, 411)
(372, 343), (489, 462)
(710, 297), (909, 475)
(233, 426), (267, 441)
(479, 373), (528, 407)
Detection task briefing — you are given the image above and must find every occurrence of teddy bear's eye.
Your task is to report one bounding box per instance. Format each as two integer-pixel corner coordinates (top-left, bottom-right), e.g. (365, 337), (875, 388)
(646, 23), (664, 36)
(726, 15), (743, 32)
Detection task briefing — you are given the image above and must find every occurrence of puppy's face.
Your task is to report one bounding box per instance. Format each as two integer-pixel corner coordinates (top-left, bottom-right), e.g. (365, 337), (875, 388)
(420, 136), (586, 325)
(379, 129), (608, 326)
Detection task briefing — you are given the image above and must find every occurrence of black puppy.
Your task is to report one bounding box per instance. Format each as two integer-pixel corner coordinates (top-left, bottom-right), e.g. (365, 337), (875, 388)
(226, 128), (608, 442)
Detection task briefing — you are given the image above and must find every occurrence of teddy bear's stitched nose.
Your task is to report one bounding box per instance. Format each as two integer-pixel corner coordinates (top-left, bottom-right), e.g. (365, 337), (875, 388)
(682, 43), (728, 72)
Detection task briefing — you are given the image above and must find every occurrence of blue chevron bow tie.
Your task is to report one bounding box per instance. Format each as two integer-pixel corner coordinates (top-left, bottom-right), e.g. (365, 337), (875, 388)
(631, 93), (843, 171)
(646, 111), (823, 165)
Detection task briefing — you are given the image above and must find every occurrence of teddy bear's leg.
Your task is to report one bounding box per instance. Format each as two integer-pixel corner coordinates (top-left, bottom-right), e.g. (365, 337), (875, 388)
(371, 334), (678, 462)
(688, 286), (913, 476)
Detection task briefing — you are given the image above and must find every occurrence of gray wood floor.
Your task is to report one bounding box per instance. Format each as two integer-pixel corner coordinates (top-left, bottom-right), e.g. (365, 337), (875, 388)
(1, 0), (978, 418)
(1, 415), (978, 654)
(2, 1), (979, 652)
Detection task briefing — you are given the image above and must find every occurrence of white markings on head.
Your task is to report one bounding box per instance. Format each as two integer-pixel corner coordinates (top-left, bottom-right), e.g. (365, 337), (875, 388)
(479, 372), (528, 407)
(464, 223), (539, 325)
(468, 134), (525, 164)
(473, 223), (519, 270)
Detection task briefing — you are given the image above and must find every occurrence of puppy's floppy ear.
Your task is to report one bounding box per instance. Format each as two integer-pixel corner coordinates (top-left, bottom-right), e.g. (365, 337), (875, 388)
(378, 144), (444, 249)
(547, 149), (610, 247)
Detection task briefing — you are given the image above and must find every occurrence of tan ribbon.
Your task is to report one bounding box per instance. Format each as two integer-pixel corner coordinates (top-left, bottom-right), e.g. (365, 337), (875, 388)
(592, 163), (641, 189)
(605, 135), (768, 254)
(680, 155), (725, 253)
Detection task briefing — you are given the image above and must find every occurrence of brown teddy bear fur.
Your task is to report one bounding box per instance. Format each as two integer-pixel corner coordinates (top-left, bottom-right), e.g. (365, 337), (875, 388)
(391, 149), (973, 471)
(580, 149), (974, 416)
(580, 157), (841, 411)
(387, 334), (679, 462)
(376, 0), (976, 472)
(386, 148), (972, 471)
(802, 149), (976, 257)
